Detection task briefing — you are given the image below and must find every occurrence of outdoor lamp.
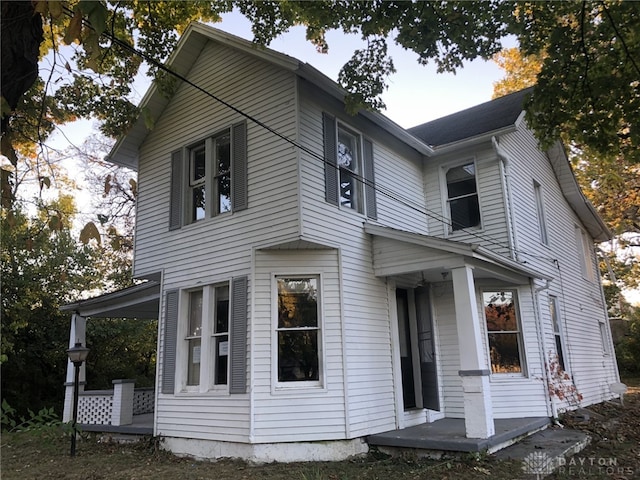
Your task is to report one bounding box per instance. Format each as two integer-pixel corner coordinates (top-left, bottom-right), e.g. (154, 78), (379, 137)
(67, 342), (89, 457)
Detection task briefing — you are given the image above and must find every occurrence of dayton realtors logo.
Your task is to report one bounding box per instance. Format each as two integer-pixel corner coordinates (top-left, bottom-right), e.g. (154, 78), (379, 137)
(522, 452), (556, 478)
(522, 452), (635, 478)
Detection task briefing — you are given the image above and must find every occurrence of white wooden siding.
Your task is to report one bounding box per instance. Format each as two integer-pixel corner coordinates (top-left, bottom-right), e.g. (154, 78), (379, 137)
(135, 39), (301, 283)
(295, 95), (436, 436)
(422, 145), (511, 259)
(141, 39), (304, 442)
(498, 124), (618, 408)
(251, 249), (346, 442)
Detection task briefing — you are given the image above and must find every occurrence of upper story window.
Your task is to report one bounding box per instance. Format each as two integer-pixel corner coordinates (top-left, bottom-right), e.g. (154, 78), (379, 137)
(169, 122), (247, 230)
(322, 112), (377, 220)
(338, 126), (363, 212)
(483, 290), (525, 375)
(188, 144), (207, 222)
(534, 181), (549, 245)
(445, 162), (480, 231)
(575, 226), (595, 281)
(276, 276), (321, 385)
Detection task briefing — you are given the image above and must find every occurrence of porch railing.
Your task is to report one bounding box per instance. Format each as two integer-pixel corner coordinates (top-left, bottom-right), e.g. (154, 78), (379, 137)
(77, 380), (154, 426)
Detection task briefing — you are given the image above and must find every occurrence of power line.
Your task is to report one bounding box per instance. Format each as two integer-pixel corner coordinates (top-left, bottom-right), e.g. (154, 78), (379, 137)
(65, 9), (557, 267)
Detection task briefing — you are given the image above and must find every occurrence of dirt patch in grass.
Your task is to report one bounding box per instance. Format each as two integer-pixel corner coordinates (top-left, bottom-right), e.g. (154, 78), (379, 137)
(2, 382), (638, 480)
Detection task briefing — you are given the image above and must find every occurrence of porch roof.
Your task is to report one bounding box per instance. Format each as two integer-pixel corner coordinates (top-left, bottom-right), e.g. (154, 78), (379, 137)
(364, 223), (552, 283)
(61, 281), (160, 319)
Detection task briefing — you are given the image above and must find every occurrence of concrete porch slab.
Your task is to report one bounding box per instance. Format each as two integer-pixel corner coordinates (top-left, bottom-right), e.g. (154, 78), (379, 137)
(80, 412), (153, 436)
(367, 417), (550, 453)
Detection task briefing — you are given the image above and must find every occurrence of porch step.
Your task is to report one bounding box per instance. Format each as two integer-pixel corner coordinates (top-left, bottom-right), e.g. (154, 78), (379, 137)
(367, 417), (550, 453)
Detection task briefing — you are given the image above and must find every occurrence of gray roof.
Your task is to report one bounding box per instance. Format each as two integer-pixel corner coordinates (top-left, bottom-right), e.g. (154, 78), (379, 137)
(408, 88), (533, 147)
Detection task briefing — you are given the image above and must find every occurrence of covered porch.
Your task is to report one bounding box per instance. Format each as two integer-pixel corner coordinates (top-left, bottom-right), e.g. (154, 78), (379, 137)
(61, 279), (160, 434)
(365, 224), (553, 443)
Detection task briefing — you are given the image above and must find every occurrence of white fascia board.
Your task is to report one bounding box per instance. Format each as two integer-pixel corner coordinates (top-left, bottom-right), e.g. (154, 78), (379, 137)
(430, 125), (517, 156)
(546, 141), (611, 242)
(107, 23), (300, 168)
(296, 63), (433, 157)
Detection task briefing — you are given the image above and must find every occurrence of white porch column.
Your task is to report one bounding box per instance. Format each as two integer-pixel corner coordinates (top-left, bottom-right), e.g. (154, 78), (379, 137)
(63, 314), (87, 422)
(451, 265), (495, 438)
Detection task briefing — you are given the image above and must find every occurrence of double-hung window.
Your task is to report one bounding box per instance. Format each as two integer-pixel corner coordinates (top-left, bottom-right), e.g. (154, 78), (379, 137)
(445, 162), (481, 231)
(575, 226), (595, 281)
(186, 289), (203, 386)
(549, 295), (565, 371)
(169, 122), (247, 230)
(483, 290), (525, 374)
(184, 284), (230, 390)
(322, 112), (377, 219)
(188, 145), (207, 222)
(161, 277), (248, 395)
(337, 126), (363, 212)
(534, 181), (549, 245)
(212, 285), (229, 385)
(276, 276), (321, 385)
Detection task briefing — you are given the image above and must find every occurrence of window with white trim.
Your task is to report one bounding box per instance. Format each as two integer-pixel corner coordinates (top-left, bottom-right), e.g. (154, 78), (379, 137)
(276, 276), (321, 384)
(483, 290), (525, 374)
(169, 122), (247, 230)
(446, 162), (481, 231)
(186, 289), (203, 385)
(534, 181), (549, 245)
(322, 112), (377, 219)
(183, 283), (230, 390)
(337, 126), (363, 212)
(575, 226), (595, 280)
(548, 295), (566, 371)
(186, 132), (231, 223)
(600, 321), (610, 355)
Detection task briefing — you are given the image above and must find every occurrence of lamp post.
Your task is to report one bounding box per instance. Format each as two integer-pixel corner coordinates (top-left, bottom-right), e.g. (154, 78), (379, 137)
(67, 342), (89, 457)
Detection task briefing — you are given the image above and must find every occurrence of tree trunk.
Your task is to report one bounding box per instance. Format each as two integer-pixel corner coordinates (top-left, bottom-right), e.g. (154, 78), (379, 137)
(1, 0), (43, 135)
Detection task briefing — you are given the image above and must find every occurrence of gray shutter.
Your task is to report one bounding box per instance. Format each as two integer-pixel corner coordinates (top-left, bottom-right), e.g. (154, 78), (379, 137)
(229, 276), (248, 394)
(169, 150), (183, 230)
(232, 122), (248, 212)
(162, 290), (179, 394)
(363, 138), (377, 220)
(323, 112), (339, 206)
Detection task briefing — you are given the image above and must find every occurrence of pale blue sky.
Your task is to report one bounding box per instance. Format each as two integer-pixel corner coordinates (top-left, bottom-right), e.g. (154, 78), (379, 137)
(49, 11), (513, 150)
(216, 10), (514, 128)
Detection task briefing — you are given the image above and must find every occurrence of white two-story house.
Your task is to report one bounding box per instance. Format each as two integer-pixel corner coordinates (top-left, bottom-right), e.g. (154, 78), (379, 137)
(62, 23), (620, 462)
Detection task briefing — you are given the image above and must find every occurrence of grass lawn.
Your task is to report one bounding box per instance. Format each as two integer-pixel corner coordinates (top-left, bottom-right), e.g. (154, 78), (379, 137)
(2, 378), (638, 480)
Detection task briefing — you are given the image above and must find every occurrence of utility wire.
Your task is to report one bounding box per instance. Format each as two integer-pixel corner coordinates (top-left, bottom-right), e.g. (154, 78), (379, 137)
(65, 8), (559, 266)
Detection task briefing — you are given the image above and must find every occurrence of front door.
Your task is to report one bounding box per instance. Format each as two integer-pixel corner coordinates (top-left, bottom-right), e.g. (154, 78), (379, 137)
(396, 287), (439, 411)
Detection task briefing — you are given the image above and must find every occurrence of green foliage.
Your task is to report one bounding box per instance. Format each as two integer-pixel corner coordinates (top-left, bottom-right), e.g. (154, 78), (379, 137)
(514, 1), (640, 163)
(615, 305), (640, 376)
(1, 399), (62, 434)
(86, 317), (157, 390)
(3, 1), (637, 169)
(0, 200), (103, 417)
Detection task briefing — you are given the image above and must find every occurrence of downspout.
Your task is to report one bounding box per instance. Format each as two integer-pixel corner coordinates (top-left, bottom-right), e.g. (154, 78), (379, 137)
(531, 278), (557, 419)
(492, 136), (519, 261)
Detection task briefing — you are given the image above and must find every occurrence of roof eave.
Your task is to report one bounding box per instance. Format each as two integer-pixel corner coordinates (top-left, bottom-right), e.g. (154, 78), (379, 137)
(547, 142), (612, 242)
(107, 22), (301, 169)
(430, 125), (518, 155)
